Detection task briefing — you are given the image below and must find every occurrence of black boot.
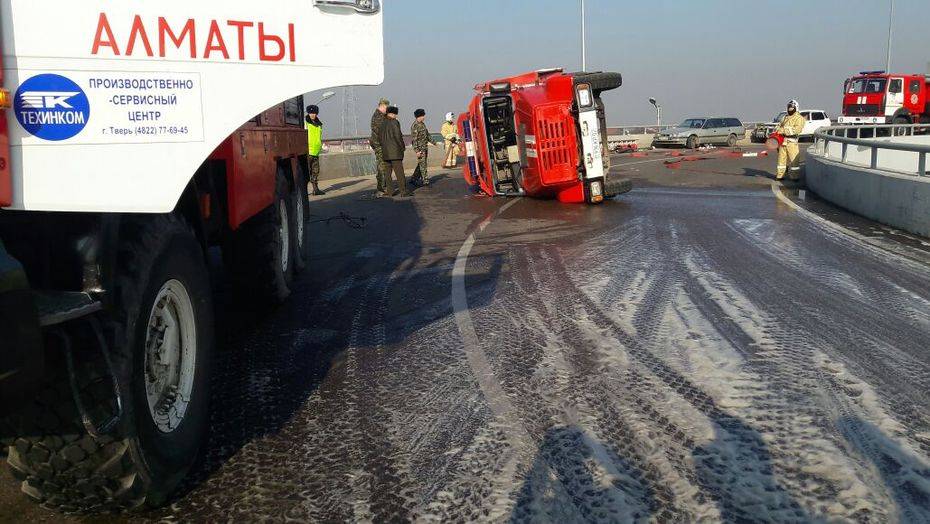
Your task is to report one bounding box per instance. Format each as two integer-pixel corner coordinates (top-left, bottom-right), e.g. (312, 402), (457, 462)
(311, 183), (326, 196)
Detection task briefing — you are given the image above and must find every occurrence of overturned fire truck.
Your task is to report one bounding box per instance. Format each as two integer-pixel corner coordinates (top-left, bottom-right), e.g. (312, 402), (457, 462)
(458, 69), (632, 204)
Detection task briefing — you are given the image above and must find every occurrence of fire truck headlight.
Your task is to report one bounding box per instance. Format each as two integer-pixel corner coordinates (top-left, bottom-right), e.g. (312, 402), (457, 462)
(0, 88), (10, 109)
(590, 180), (603, 199)
(576, 84), (593, 108)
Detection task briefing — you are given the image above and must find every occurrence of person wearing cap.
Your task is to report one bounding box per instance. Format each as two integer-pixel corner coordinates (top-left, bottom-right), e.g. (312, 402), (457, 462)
(305, 105), (325, 195)
(774, 99), (806, 182)
(370, 98), (391, 196)
(378, 106), (410, 197)
(410, 109), (437, 187)
(441, 112), (460, 168)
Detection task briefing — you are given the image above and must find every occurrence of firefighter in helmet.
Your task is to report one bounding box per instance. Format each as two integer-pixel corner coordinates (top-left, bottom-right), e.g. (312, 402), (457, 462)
(774, 99), (806, 182)
(441, 112), (460, 168)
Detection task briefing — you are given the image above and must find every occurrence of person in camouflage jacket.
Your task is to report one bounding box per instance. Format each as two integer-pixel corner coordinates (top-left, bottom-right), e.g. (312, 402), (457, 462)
(410, 108), (437, 187)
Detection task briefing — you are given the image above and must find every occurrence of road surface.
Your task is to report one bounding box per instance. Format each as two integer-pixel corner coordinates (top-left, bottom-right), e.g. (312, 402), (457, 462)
(4, 146), (930, 522)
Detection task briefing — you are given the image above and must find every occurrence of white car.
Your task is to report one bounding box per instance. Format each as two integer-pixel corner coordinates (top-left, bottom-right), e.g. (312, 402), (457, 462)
(752, 109), (832, 142)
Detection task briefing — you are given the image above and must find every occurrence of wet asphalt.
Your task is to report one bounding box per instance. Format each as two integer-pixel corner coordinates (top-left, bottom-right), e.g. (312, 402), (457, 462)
(4, 146), (930, 522)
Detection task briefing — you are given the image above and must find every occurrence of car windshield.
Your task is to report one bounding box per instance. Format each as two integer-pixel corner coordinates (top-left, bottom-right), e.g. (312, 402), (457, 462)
(773, 111), (787, 123)
(679, 119), (705, 128)
(847, 78), (887, 94)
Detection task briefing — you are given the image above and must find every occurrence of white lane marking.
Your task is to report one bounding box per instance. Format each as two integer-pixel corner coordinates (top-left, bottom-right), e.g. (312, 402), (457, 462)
(451, 197), (534, 512)
(769, 182), (930, 269)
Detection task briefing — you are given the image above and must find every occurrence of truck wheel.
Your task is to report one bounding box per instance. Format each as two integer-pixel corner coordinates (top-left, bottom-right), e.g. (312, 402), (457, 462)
(228, 174), (294, 303)
(893, 116), (910, 136)
(292, 169), (311, 272)
(6, 214), (213, 512)
(687, 135), (699, 149)
(604, 178), (633, 198)
(572, 72), (623, 94)
(726, 134), (738, 147)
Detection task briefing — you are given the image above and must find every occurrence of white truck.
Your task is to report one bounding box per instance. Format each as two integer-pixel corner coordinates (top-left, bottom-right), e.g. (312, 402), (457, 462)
(0, 0), (383, 512)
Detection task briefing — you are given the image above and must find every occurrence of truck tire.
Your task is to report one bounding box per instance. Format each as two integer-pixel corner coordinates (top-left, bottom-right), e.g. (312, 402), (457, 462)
(292, 169), (311, 273)
(893, 116), (910, 136)
(604, 178), (633, 198)
(687, 135), (699, 150)
(228, 174), (294, 303)
(6, 214), (213, 513)
(573, 72), (623, 94)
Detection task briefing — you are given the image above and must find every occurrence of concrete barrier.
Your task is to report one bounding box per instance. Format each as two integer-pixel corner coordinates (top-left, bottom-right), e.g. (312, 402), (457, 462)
(319, 144), (448, 182)
(806, 155), (930, 237)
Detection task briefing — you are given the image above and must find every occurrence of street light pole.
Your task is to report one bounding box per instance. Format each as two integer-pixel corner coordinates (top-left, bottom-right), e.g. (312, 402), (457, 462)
(649, 98), (661, 129)
(581, 0), (587, 72)
(316, 91), (336, 105)
(885, 0), (894, 72)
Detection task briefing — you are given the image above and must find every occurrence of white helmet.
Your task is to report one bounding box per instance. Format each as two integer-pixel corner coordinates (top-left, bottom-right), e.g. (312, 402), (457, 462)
(787, 99), (799, 110)
(445, 112), (455, 122)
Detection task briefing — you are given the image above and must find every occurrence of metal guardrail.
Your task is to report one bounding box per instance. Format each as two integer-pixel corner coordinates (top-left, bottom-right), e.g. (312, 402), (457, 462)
(322, 122), (771, 152)
(812, 124), (930, 176)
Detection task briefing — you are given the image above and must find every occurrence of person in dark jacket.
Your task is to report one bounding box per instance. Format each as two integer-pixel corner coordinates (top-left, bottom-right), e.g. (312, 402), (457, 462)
(370, 98), (390, 196)
(379, 106), (409, 197)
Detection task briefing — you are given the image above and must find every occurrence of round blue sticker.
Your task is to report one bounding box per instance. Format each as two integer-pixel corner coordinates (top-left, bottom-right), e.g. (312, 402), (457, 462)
(14, 74), (90, 141)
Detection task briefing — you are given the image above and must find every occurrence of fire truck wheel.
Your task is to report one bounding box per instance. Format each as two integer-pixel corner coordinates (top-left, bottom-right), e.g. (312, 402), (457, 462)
(6, 214), (213, 513)
(726, 134), (738, 147)
(574, 72), (623, 94)
(604, 178), (633, 198)
(292, 169), (311, 272)
(228, 174), (294, 303)
(892, 116), (910, 136)
(686, 135), (699, 150)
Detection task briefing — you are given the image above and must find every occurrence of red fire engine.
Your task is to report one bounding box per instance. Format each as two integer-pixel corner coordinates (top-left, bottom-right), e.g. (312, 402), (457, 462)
(458, 69), (632, 204)
(839, 71), (930, 126)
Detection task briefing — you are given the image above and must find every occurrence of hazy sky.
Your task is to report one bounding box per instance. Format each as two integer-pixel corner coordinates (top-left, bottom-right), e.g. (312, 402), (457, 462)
(310, 0), (930, 135)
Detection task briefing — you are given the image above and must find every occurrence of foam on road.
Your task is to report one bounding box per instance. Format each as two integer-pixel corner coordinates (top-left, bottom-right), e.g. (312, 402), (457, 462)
(35, 166), (926, 522)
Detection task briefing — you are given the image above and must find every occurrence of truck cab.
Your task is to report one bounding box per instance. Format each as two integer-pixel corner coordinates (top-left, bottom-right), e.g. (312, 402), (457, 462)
(839, 71), (930, 125)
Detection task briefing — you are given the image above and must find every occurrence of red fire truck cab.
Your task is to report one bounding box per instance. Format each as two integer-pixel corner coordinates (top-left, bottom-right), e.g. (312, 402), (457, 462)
(839, 71), (930, 125)
(458, 69), (632, 204)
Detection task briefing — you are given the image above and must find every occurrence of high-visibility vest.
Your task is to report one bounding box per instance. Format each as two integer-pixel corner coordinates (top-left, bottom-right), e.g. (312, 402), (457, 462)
(306, 121), (323, 156)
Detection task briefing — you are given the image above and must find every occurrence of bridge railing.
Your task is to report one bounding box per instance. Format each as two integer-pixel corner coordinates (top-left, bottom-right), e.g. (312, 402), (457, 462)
(811, 124), (930, 176)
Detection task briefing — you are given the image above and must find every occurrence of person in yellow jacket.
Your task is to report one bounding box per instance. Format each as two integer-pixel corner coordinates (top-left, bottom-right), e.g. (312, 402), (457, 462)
(441, 112), (460, 168)
(305, 104), (325, 195)
(774, 99), (806, 182)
